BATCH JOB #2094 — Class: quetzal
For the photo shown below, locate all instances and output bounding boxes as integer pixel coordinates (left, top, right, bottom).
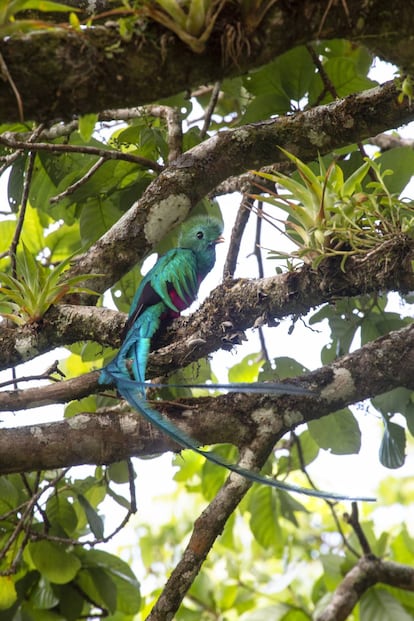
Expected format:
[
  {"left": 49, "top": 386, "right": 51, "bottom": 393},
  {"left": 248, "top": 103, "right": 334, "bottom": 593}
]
[{"left": 100, "top": 216, "right": 372, "bottom": 501}]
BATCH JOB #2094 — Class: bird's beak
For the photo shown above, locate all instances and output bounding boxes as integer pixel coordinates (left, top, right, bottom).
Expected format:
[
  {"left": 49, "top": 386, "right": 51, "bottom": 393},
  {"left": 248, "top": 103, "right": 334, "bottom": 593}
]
[{"left": 215, "top": 235, "right": 225, "bottom": 245}]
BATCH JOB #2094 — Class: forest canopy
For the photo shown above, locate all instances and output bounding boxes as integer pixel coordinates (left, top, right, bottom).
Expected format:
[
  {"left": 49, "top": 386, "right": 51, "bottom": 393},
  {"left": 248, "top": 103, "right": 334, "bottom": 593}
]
[{"left": 0, "top": 2, "right": 414, "bottom": 620}]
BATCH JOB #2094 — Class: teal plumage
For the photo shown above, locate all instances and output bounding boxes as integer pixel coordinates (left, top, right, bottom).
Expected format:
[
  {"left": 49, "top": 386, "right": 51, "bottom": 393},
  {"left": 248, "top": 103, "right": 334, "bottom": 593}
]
[
  {"left": 100, "top": 216, "right": 223, "bottom": 388},
  {"left": 99, "top": 216, "right": 373, "bottom": 501}
]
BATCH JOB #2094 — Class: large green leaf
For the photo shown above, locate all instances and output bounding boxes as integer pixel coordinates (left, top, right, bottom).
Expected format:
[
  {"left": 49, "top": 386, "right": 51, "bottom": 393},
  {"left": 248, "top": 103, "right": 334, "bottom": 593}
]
[
  {"left": 308, "top": 408, "right": 361, "bottom": 454},
  {"left": 360, "top": 587, "right": 413, "bottom": 621},
  {"left": 28, "top": 541, "right": 81, "bottom": 585},
  {"left": 277, "top": 430, "right": 320, "bottom": 473},
  {"left": 376, "top": 147, "right": 414, "bottom": 194},
  {"left": 228, "top": 352, "right": 263, "bottom": 383},
  {"left": 76, "top": 549, "right": 141, "bottom": 615},
  {"left": 243, "top": 45, "right": 315, "bottom": 105},
  {"left": 0, "top": 576, "right": 17, "bottom": 610},
  {"left": 248, "top": 485, "right": 283, "bottom": 552},
  {"left": 79, "top": 196, "right": 123, "bottom": 245},
  {"left": 46, "top": 495, "right": 78, "bottom": 536},
  {"left": 201, "top": 445, "right": 238, "bottom": 500}
]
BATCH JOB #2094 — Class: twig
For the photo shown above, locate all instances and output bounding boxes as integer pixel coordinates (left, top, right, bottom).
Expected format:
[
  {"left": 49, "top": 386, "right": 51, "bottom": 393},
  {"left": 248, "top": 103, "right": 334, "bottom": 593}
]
[
  {"left": 316, "top": 0, "right": 351, "bottom": 39},
  {"left": 200, "top": 81, "right": 221, "bottom": 139},
  {"left": 223, "top": 194, "right": 253, "bottom": 278},
  {"left": 293, "top": 432, "right": 360, "bottom": 558},
  {"left": 50, "top": 156, "right": 106, "bottom": 203},
  {"left": 0, "top": 134, "right": 163, "bottom": 172},
  {"left": 0, "top": 52, "right": 24, "bottom": 122},
  {"left": 0, "top": 363, "right": 64, "bottom": 389},
  {"left": 0, "top": 470, "right": 67, "bottom": 575},
  {"left": 141, "top": 105, "right": 183, "bottom": 163},
  {"left": 306, "top": 44, "right": 337, "bottom": 102},
  {"left": 146, "top": 443, "right": 268, "bottom": 620},
  {"left": 306, "top": 44, "right": 376, "bottom": 180},
  {"left": 343, "top": 502, "right": 373, "bottom": 556},
  {"left": 10, "top": 150, "right": 36, "bottom": 277}
]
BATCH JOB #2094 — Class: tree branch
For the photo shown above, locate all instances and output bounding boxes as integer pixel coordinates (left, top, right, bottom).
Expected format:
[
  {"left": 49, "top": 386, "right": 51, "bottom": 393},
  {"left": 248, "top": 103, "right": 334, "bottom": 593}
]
[
  {"left": 1, "top": 234, "right": 412, "bottom": 376},
  {"left": 1, "top": 321, "right": 413, "bottom": 475},
  {"left": 2, "top": 1, "right": 414, "bottom": 123},
  {"left": 63, "top": 80, "right": 414, "bottom": 297},
  {"left": 316, "top": 556, "right": 414, "bottom": 621}
]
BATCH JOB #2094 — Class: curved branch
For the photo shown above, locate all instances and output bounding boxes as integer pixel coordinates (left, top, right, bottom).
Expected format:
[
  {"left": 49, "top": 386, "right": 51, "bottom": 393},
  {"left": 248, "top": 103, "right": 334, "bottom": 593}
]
[
  {"left": 65, "top": 80, "right": 414, "bottom": 296},
  {"left": 316, "top": 556, "right": 414, "bottom": 621},
  {"left": 1, "top": 321, "right": 413, "bottom": 475},
  {"left": 2, "top": 1, "right": 414, "bottom": 122},
  {"left": 1, "top": 235, "right": 412, "bottom": 377}
]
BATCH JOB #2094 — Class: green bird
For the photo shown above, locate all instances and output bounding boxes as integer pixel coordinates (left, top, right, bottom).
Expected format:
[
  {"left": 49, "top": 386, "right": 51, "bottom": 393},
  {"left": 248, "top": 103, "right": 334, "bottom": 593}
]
[{"left": 100, "top": 216, "right": 373, "bottom": 501}]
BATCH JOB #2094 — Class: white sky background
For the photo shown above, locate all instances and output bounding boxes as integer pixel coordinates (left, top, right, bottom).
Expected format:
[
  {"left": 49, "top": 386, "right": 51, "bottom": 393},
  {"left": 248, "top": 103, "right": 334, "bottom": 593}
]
[{"left": 1, "top": 58, "right": 414, "bottom": 572}]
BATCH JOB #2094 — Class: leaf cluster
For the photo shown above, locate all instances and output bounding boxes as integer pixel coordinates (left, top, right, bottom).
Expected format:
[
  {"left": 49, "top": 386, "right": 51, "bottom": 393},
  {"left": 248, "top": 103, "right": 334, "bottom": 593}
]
[
  {"left": 0, "top": 245, "right": 99, "bottom": 325},
  {"left": 254, "top": 151, "right": 414, "bottom": 269},
  {"left": 0, "top": 466, "right": 141, "bottom": 618}
]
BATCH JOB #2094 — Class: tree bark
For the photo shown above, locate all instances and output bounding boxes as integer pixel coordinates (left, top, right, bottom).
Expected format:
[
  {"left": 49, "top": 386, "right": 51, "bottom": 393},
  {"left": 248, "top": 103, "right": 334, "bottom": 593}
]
[
  {"left": 1, "top": 322, "right": 413, "bottom": 475},
  {"left": 2, "top": 1, "right": 414, "bottom": 123}
]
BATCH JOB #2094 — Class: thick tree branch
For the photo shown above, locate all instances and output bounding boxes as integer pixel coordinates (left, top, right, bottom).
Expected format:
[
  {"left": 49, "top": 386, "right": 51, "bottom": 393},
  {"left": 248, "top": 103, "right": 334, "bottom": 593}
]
[
  {"left": 147, "top": 444, "right": 258, "bottom": 621},
  {"left": 1, "top": 322, "right": 413, "bottom": 475},
  {"left": 1, "top": 236, "right": 412, "bottom": 378},
  {"left": 63, "top": 80, "right": 414, "bottom": 296},
  {"left": 2, "top": 1, "right": 414, "bottom": 123},
  {"left": 316, "top": 556, "right": 414, "bottom": 621}
]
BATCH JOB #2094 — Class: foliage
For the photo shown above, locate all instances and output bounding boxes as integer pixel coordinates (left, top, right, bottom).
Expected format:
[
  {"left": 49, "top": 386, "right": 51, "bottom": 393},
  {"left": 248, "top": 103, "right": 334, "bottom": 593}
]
[
  {"left": 0, "top": 7, "right": 413, "bottom": 621},
  {"left": 0, "top": 244, "right": 100, "bottom": 325},
  {"left": 253, "top": 151, "right": 414, "bottom": 268}
]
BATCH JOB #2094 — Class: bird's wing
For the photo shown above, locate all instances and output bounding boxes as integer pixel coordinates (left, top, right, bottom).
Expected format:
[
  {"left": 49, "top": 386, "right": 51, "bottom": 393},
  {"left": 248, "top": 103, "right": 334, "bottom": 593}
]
[{"left": 149, "top": 248, "right": 199, "bottom": 313}]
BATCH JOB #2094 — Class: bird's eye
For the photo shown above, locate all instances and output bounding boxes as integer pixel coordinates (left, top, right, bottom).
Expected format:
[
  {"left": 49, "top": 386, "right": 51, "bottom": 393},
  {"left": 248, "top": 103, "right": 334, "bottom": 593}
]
[{"left": 196, "top": 231, "right": 204, "bottom": 239}]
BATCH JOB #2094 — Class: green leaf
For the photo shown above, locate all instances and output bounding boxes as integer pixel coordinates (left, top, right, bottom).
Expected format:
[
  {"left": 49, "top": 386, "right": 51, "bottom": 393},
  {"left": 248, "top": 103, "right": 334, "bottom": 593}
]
[
  {"left": 106, "top": 487, "right": 131, "bottom": 510},
  {"left": 28, "top": 541, "right": 81, "bottom": 584},
  {"left": 201, "top": 445, "right": 238, "bottom": 500},
  {"left": 243, "top": 46, "right": 315, "bottom": 113},
  {"left": 0, "top": 477, "right": 19, "bottom": 513},
  {"left": 77, "top": 494, "right": 104, "bottom": 539},
  {"left": 228, "top": 352, "right": 263, "bottom": 383},
  {"left": 18, "top": 1, "right": 80, "bottom": 12},
  {"left": 7, "top": 153, "right": 26, "bottom": 211},
  {"left": 271, "top": 356, "right": 309, "bottom": 378},
  {"left": 277, "top": 430, "right": 320, "bottom": 474},
  {"left": 248, "top": 485, "right": 283, "bottom": 552},
  {"left": 108, "top": 461, "right": 132, "bottom": 485},
  {"left": 30, "top": 579, "right": 59, "bottom": 610},
  {"left": 46, "top": 495, "right": 78, "bottom": 536},
  {"left": 379, "top": 420, "right": 406, "bottom": 469},
  {"left": 277, "top": 490, "right": 308, "bottom": 526},
  {"left": 78, "top": 113, "right": 98, "bottom": 142},
  {"left": 77, "top": 549, "right": 141, "bottom": 615},
  {"left": 376, "top": 147, "right": 414, "bottom": 194},
  {"left": 56, "top": 584, "right": 84, "bottom": 621},
  {"left": 238, "top": 605, "right": 292, "bottom": 621},
  {"left": 308, "top": 408, "right": 361, "bottom": 454},
  {"left": 372, "top": 388, "right": 413, "bottom": 417},
  {"left": 360, "top": 587, "right": 413, "bottom": 621},
  {"left": 79, "top": 196, "right": 122, "bottom": 245},
  {"left": 0, "top": 576, "right": 17, "bottom": 610},
  {"left": 64, "top": 395, "right": 97, "bottom": 418},
  {"left": 75, "top": 567, "right": 116, "bottom": 614}
]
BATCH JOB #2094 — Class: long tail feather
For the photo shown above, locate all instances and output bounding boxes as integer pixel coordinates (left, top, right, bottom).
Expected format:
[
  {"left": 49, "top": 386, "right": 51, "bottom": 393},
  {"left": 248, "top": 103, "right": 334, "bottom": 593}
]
[
  {"left": 109, "top": 373, "right": 374, "bottom": 502},
  {"left": 142, "top": 381, "right": 315, "bottom": 396}
]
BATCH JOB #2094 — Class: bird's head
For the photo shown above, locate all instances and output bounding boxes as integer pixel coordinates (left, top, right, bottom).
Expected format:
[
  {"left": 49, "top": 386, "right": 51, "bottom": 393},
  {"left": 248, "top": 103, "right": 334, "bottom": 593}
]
[{"left": 178, "top": 215, "right": 224, "bottom": 277}]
